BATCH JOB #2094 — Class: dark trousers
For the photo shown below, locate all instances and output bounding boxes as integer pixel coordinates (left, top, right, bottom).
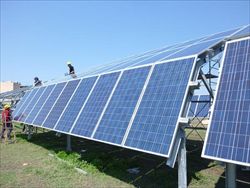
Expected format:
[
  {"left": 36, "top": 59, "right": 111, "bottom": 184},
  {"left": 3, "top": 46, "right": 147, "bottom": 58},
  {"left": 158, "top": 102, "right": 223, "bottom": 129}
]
[{"left": 1, "top": 123, "right": 13, "bottom": 139}]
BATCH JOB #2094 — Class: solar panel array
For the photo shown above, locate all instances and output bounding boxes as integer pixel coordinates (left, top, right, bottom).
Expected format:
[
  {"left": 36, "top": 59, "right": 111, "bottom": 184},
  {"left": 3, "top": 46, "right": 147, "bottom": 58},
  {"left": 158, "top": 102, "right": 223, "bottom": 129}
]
[
  {"left": 18, "top": 87, "right": 46, "bottom": 122},
  {"left": 25, "top": 84, "right": 56, "bottom": 124},
  {"left": 55, "top": 77, "right": 98, "bottom": 133},
  {"left": 12, "top": 26, "right": 250, "bottom": 162},
  {"left": 13, "top": 56, "right": 196, "bottom": 157},
  {"left": 12, "top": 90, "right": 31, "bottom": 118},
  {"left": 75, "top": 25, "right": 249, "bottom": 79},
  {"left": 188, "top": 95, "right": 210, "bottom": 117},
  {"left": 93, "top": 67, "right": 151, "bottom": 144},
  {"left": 13, "top": 89, "right": 38, "bottom": 121},
  {"left": 202, "top": 37, "right": 250, "bottom": 166}
]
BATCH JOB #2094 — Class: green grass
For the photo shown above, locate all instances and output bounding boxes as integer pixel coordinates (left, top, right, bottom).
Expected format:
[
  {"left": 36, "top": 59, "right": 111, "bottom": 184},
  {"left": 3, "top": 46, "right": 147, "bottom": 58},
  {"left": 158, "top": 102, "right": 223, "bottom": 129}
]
[{"left": 0, "top": 124, "right": 249, "bottom": 188}]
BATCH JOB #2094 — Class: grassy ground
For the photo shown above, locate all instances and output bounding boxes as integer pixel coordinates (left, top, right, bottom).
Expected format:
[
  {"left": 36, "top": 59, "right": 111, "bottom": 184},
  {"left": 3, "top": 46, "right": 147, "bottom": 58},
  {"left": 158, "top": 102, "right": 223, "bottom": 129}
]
[{"left": 0, "top": 124, "right": 249, "bottom": 188}]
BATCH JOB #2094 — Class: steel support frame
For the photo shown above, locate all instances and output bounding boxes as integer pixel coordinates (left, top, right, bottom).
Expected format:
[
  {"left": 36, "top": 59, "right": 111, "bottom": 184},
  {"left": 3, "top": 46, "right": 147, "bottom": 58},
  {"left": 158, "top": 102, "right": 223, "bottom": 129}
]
[
  {"left": 27, "top": 125, "right": 32, "bottom": 140},
  {"left": 178, "top": 128, "right": 187, "bottom": 188},
  {"left": 66, "top": 134, "right": 72, "bottom": 152},
  {"left": 186, "top": 51, "right": 223, "bottom": 142},
  {"left": 166, "top": 42, "right": 226, "bottom": 188},
  {"left": 226, "top": 163, "right": 236, "bottom": 188}
]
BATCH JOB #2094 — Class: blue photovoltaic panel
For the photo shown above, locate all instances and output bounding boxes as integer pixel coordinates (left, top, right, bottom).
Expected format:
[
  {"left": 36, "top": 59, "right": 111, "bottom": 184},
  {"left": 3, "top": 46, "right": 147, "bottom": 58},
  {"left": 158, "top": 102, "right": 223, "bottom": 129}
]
[
  {"left": 168, "top": 37, "right": 204, "bottom": 50},
  {"left": 25, "top": 84, "right": 56, "bottom": 124},
  {"left": 42, "top": 79, "right": 80, "bottom": 129},
  {"left": 203, "top": 28, "right": 240, "bottom": 41},
  {"left": 12, "top": 90, "right": 31, "bottom": 118},
  {"left": 188, "top": 95, "right": 199, "bottom": 117},
  {"left": 93, "top": 54, "right": 153, "bottom": 75},
  {"left": 18, "top": 87, "right": 46, "bottom": 122},
  {"left": 129, "top": 48, "right": 182, "bottom": 68},
  {"left": 33, "top": 82, "right": 67, "bottom": 126},
  {"left": 164, "top": 39, "right": 222, "bottom": 60},
  {"left": 71, "top": 72, "right": 120, "bottom": 137},
  {"left": 203, "top": 38, "right": 250, "bottom": 166},
  {"left": 195, "top": 95, "right": 210, "bottom": 117},
  {"left": 93, "top": 66, "right": 151, "bottom": 144},
  {"left": 80, "top": 26, "right": 247, "bottom": 78},
  {"left": 232, "top": 25, "right": 250, "bottom": 38},
  {"left": 55, "top": 77, "right": 98, "bottom": 133},
  {"left": 13, "top": 88, "right": 39, "bottom": 121},
  {"left": 125, "top": 58, "right": 196, "bottom": 156}
]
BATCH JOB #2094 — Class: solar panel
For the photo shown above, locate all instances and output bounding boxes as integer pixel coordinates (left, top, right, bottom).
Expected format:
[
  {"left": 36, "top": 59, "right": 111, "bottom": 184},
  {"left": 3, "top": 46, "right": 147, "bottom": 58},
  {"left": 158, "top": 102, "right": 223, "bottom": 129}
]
[
  {"left": 14, "top": 88, "right": 39, "bottom": 121},
  {"left": 167, "top": 37, "right": 205, "bottom": 50},
  {"left": 163, "top": 38, "right": 223, "bottom": 61},
  {"left": 25, "top": 84, "right": 56, "bottom": 124},
  {"left": 124, "top": 57, "right": 196, "bottom": 157},
  {"left": 128, "top": 49, "right": 183, "bottom": 68},
  {"left": 91, "top": 53, "right": 155, "bottom": 75},
  {"left": 71, "top": 72, "right": 120, "bottom": 137},
  {"left": 128, "top": 38, "right": 222, "bottom": 69},
  {"left": 232, "top": 25, "right": 250, "bottom": 39},
  {"left": 42, "top": 79, "right": 80, "bottom": 129},
  {"left": 203, "top": 27, "right": 241, "bottom": 41},
  {"left": 54, "top": 76, "right": 98, "bottom": 133},
  {"left": 80, "top": 26, "right": 247, "bottom": 77},
  {"left": 18, "top": 87, "right": 46, "bottom": 122},
  {"left": 12, "top": 90, "right": 31, "bottom": 118},
  {"left": 32, "top": 82, "right": 67, "bottom": 126},
  {"left": 93, "top": 66, "right": 151, "bottom": 144},
  {"left": 202, "top": 37, "right": 250, "bottom": 166}
]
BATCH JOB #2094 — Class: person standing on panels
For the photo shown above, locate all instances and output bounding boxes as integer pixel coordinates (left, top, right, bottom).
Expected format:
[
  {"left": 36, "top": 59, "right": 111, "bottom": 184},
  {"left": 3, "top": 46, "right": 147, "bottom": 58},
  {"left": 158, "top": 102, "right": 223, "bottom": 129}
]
[
  {"left": 66, "top": 61, "right": 77, "bottom": 78},
  {"left": 1, "top": 104, "right": 13, "bottom": 141},
  {"left": 34, "top": 77, "right": 42, "bottom": 87}
]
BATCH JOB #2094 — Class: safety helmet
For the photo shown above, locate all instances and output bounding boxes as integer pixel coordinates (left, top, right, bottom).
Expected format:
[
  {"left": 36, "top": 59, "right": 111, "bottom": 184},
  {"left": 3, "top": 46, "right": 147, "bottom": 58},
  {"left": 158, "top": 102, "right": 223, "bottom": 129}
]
[
  {"left": 66, "top": 61, "right": 72, "bottom": 65},
  {"left": 34, "top": 77, "right": 39, "bottom": 81},
  {"left": 4, "top": 104, "right": 11, "bottom": 109}
]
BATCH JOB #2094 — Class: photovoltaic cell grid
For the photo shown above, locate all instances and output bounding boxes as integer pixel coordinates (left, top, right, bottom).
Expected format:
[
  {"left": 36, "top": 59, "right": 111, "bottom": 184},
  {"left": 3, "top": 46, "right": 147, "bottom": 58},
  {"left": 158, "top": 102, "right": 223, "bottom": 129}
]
[
  {"left": 18, "top": 87, "right": 46, "bottom": 122},
  {"left": 25, "top": 84, "right": 56, "bottom": 124},
  {"left": 93, "top": 66, "right": 151, "bottom": 144},
  {"left": 33, "top": 82, "right": 67, "bottom": 126},
  {"left": 12, "top": 90, "right": 31, "bottom": 118},
  {"left": 13, "top": 89, "right": 39, "bottom": 121},
  {"left": 71, "top": 72, "right": 120, "bottom": 137},
  {"left": 42, "top": 79, "right": 81, "bottom": 129},
  {"left": 203, "top": 37, "right": 250, "bottom": 166},
  {"left": 55, "top": 77, "right": 98, "bottom": 133},
  {"left": 125, "top": 58, "right": 196, "bottom": 157}
]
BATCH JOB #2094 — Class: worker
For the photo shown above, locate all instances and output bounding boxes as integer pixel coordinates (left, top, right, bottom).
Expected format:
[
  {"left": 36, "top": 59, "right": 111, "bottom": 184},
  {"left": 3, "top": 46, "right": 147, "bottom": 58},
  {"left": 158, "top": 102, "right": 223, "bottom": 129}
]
[
  {"left": 34, "top": 77, "right": 42, "bottom": 87},
  {"left": 66, "top": 61, "right": 77, "bottom": 78},
  {"left": 1, "top": 104, "right": 13, "bottom": 140}
]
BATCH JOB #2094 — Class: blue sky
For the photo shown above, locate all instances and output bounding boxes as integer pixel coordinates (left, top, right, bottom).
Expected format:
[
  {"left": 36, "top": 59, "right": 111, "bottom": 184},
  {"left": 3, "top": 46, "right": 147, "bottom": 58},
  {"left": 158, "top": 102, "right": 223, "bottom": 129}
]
[{"left": 1, "top": 1, "right": 249, "bottom": 85}]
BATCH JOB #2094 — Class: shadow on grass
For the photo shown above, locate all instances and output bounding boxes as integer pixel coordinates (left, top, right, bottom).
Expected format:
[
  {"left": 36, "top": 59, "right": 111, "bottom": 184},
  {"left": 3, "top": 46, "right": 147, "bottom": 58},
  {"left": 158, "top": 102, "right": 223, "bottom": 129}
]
[{"left": 15, "top": 127, "right": 249, "bottom": 188}]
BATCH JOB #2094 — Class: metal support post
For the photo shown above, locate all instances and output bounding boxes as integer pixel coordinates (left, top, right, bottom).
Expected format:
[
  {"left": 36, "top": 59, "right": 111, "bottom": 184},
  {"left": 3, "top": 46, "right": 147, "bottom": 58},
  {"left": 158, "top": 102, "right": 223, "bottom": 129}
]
[
  {"left": 66, "top": 134, "right": 72, "bottom": 152},
  {"left": 226, "top": 163, "right": 236, "bottom": 188},
  {"left": 178, "top": 128, "right": 187, "bottom": 188},
  {"left": 27, "top": 125, "right": 32, "bottom": 140}
]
